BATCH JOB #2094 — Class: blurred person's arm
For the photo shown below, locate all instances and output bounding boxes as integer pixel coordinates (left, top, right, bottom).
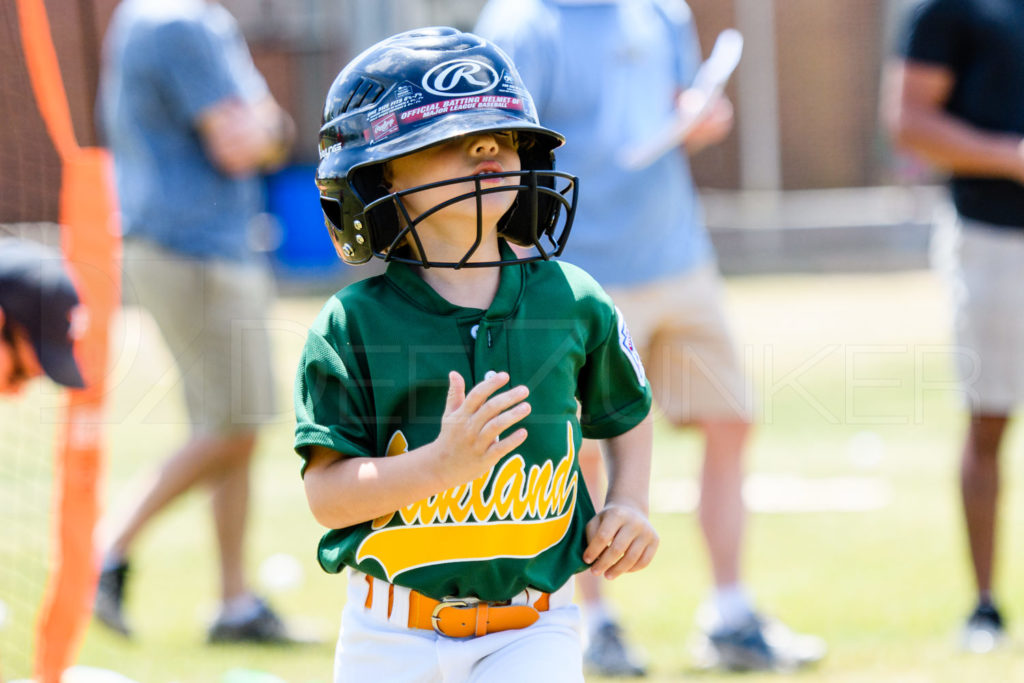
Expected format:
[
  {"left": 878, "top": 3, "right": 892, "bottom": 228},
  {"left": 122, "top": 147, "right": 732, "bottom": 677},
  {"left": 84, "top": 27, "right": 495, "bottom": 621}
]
[
  {"left": 881, "top": 60, "right": 1024, "bottom": 184},
  {"left": 197, "top": 94, "right": 295, "bottom": 177},
  {"left": 664, "top": 0, "right": 732, "bottom": 158}
]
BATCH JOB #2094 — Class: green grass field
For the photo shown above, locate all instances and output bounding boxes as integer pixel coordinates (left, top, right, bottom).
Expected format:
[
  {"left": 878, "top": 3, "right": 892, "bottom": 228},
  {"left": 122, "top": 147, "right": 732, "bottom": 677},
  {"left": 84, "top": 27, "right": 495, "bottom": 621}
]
[{"left": 10, "top": 269, "right": 1024, "bottom": 682}]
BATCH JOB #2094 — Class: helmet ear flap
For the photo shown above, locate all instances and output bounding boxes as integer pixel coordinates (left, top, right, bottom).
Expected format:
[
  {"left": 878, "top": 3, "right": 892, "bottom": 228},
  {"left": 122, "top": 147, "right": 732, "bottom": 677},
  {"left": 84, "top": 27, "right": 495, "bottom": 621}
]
[
  {"left": 351, "top": 164, "right": 403, "bottom": 257},
  {"left": 320, "top": 194, "right": 370, "bottom": 265},
  {"left": 498, "top": 182, "right": 561, "bottom": 247}
]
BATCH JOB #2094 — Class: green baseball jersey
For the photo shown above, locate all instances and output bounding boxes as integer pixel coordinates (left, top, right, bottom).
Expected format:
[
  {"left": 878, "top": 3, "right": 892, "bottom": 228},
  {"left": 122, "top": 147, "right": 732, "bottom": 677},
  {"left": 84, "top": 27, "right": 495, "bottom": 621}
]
[{"left": 294, "top": 246, "right": 652, "bottom": 602}]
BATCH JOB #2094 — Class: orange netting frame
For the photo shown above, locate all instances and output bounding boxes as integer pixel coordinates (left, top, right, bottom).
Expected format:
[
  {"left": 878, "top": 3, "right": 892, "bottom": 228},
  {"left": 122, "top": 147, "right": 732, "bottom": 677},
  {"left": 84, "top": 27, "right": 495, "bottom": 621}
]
[{"left": 17, "top": 0, "right": 121, "bottom": 680}]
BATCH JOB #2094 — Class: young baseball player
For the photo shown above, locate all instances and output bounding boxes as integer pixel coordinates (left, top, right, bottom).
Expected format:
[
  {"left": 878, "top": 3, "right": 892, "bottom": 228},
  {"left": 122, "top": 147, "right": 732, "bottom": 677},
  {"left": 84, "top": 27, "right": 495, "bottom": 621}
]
[{"left": 294, "top": 28, "right": 658, "bottom": 682}]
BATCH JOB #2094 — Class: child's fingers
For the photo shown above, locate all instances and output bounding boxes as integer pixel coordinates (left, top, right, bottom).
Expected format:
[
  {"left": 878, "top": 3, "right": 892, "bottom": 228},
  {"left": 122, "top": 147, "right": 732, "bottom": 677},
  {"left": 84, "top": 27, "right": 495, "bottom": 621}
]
[
  {"left": 459, "top": 371, "right": 511, "bottom": 415},
  {"left": 485, "top": 427, "right": 528, "bottom": 463},
  {"left": 583, "top": 506, "right": 658, "bottom": 575},
  {"left": 479, "top": 400, "right": 531, "bottom": 445},
  {"left": 602, "top": 538, "right": 643, "bottom": 580},
  {"left": 443, "top": 371, "right": 466, "bottom": 415},
  {"left": 587, "top": 537, "right": 632, "bottom": 577},
  {"left": 604, "top": 534, "right": 659, "bottom": 579},
  {"left": 632, "top": 540, "right": 659, "bottom": 573},
  {"left": 582, "top": 507, "right": 630, "bottom": 564},
  {"left": 461, "top": 382, "right": 529, "bottom": 439},
  {"left": 480, "top": 383, "right": 530, "bottom": 418},
  {"left": 583, "top": 519, "right": 631, "bottom": 572},
  {"left": 583, "top": 517, "right": 611, "bottom": 565}
]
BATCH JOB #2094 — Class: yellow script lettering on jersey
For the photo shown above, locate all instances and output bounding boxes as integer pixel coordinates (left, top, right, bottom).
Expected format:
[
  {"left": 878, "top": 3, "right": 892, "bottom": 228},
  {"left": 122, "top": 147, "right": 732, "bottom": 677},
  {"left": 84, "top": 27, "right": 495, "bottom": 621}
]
[{"left": 356, "top": 422, "right": 579, "bottom": 581}]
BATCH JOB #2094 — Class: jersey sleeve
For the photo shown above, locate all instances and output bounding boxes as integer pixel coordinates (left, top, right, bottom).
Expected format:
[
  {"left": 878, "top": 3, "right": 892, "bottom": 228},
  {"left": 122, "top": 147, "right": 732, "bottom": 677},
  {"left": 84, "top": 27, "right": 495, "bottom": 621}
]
[
  {"left": 899, "top": 0, "right": 970, "bottom": 70},
  {"left": 293, "top": 323, "right": 375, "bottom": 474},
  {"left": 577, "top": 303, "right": 653, "bottom": 440}
]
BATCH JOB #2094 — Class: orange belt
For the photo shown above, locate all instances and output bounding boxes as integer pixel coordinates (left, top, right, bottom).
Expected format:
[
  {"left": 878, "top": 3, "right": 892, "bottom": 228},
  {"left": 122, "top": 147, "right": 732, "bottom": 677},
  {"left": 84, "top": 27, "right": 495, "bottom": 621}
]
[{"left": 364, "top": 573, "right": 551, "bottom": 638}]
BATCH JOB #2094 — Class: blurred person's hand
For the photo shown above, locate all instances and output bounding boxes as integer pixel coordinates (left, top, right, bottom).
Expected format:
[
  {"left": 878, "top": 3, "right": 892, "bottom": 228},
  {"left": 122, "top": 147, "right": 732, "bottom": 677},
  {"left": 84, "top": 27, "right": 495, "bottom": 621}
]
[
  {"left": 254, "top": 97, "right": 296, "bottom": 171},
  {"left": 681, "top": 91, "right": 733, "bottom": 155},
  {"left": 198, "top": 95, "right": 295, "bottom": 176}
]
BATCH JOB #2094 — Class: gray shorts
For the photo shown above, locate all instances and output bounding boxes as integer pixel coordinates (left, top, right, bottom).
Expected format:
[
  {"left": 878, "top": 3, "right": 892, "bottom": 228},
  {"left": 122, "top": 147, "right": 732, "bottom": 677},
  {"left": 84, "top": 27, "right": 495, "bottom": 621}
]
[
  {"left": 933, "top": 212, "right": 1024, "bottom": 413},
  {"left": 123, "top": 238, "right": 277, "bottom": 434}
]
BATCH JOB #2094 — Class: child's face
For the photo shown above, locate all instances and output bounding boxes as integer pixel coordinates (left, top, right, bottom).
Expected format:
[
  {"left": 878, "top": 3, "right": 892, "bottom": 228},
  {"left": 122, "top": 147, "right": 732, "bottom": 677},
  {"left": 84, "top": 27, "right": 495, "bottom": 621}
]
[
  {"left": 0, "top": 319, "right": 43, "bottom": 395},
  {"left": 385, "top": 131, "right": 522, "bottom": 233}
]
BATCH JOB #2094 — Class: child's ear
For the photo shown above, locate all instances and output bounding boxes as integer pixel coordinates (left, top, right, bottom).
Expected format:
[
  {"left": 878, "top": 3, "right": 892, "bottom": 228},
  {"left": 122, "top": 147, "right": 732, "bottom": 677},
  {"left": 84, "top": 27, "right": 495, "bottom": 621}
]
[{"left": 380, "top": 162, "right": 393, "bottom": 190}]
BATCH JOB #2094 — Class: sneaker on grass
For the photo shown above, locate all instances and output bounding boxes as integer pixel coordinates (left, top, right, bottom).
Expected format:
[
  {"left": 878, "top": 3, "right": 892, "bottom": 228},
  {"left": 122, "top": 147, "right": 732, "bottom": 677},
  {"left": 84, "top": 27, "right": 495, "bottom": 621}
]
[
  {"left": 693, "top": 614, "right": 826, "bottom": 672},
  {"left": 961, "top": 602, "right": 1005, "bottom": 654},
  {"left": 208, "top": 597, "right": 302, "bottom": 644},
  {"left": 93, "top": 560, "right": 131, "bottom": 637},
  {"left": 583, "top": 621, "right": 647, "bottom": 677}
]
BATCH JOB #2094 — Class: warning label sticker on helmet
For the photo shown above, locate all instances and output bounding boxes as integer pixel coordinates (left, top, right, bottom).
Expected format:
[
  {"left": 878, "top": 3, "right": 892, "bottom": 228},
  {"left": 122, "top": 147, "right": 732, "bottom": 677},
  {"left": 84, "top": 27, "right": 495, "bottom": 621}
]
[
  {"left": 399, "top": 96, "right": 524, "bottom": 125},
  {"left": 368, "top": 95, "right": 525, "bottom": 142}
]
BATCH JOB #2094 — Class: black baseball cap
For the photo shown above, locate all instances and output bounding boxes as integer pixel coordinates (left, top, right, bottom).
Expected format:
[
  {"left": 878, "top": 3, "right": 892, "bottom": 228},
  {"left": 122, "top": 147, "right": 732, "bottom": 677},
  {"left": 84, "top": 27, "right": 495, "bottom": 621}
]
[{"left": 0, "top": 239, "right": 85, "bottom": 388}]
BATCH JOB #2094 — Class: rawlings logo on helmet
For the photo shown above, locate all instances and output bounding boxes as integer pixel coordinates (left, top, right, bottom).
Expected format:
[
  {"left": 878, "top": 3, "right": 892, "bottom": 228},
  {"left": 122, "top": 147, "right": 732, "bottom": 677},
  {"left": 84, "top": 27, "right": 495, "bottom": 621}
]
[{"left": 422, "top": 59, "right": 500, "bottom": 96}]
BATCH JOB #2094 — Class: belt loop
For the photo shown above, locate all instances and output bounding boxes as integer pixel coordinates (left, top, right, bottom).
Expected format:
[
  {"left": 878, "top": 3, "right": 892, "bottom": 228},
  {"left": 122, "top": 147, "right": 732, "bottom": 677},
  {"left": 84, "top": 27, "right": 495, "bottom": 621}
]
[
  {"left": 407, "top": 588, "right": 428, "bottom": 629},
  {"left": 474, "top": 603, "right": 490, "bottom": 637},
  {"left": 387, "top": 583, "right": 395, "bottom": 618},
  {"left": 365, "top": 575, "right": 391, "bottom": 622},
  {"left": 390, "top": 582, "right": 411, "bottom": 627},
  {"left": 364, "top": 573, "right": 373, "bottom": 609}
]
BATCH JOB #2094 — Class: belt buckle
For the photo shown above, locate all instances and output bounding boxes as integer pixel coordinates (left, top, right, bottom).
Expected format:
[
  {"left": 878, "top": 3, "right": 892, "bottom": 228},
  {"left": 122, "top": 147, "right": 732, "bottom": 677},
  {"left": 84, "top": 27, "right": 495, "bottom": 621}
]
[{"left": 431, "top": 597, "right": 470, "bottom": 635}]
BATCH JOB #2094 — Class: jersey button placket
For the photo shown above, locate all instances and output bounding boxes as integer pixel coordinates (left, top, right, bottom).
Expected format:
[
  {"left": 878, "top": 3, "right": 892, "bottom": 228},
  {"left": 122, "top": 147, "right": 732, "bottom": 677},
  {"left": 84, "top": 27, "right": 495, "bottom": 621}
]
[{"left": 474, "top": 321, "right": 507, "bottom": 384}]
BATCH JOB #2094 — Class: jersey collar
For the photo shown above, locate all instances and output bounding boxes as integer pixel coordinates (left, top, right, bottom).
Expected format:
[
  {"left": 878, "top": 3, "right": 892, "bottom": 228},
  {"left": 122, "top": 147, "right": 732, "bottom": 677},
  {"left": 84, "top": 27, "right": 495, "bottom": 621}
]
[{"left": 384, "top": 240, "right": 525, "bottom": 320}]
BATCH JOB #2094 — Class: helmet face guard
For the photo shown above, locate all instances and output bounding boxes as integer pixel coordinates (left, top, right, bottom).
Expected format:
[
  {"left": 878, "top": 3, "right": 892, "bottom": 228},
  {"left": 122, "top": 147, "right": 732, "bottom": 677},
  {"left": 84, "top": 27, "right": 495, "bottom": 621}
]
[
  {"left": 316, "top": 27, "right": 579, "bottom": 268},
  {"left": 321, "top": 168, "right": 577, "bottom": 269}
]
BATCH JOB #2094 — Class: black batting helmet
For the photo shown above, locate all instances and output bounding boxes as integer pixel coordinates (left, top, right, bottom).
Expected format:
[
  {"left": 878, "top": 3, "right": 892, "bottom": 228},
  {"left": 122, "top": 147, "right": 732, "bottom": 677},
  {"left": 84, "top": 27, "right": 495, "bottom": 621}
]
[{"left": 316, "top": 27, "right": 578, "bottom": 268}]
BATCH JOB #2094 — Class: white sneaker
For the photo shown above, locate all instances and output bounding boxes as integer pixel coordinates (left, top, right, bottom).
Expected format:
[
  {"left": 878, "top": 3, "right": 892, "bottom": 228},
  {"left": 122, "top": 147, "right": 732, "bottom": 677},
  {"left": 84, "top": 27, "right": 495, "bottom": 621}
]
[
  {"left": 692, "top": 614, "right": 826, "bottom": 672},
  {"left": 961, "top": 603, "right": 1006, "bottom": 654}
]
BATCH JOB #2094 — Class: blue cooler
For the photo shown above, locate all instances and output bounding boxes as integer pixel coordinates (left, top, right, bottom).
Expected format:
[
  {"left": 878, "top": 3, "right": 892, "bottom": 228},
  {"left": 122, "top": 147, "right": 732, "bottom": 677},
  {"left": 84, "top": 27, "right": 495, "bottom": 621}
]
[{"left": 265, "top": 165, "right": 345, "bottom": 281}]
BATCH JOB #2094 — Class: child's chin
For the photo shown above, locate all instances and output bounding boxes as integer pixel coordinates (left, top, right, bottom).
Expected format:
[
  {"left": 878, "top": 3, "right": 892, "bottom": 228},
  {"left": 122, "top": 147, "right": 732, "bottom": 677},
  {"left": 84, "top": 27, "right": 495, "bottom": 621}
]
[{"left": 436, "top": 201, "right": 515, "bottom": 224}]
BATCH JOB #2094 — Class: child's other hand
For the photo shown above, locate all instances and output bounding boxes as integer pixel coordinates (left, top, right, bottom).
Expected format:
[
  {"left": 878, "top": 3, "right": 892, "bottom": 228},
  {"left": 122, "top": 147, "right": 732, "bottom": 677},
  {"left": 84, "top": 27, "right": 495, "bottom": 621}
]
[
  {"left": 583, "top": 503, "right": 659, "bottom": 580},
  {"left": 433, "top": 371, "right": 531, "bottom": 487}
]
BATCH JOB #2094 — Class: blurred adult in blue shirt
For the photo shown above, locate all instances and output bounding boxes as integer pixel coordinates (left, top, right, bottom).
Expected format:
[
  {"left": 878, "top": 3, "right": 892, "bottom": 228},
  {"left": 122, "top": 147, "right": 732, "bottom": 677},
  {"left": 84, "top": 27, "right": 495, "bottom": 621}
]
[
  {"left": 96, "top": 0, "right": 298, "bottom": 644},
  {"left": 478, "top": 0, "right": 824, "bottom": 674}
]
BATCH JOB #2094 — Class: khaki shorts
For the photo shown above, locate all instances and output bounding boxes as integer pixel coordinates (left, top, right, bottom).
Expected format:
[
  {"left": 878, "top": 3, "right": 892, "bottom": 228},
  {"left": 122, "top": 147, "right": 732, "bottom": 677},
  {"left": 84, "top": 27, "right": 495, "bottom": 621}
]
[
  {"left": 606, "top": 264, "right": 751, "bottom": 423},
  {"left": 934, "top": 213, "right": 1024, "bottom": 413},
  {"left": 123, "top": 239, "right": 277, "bottom": 434}
]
